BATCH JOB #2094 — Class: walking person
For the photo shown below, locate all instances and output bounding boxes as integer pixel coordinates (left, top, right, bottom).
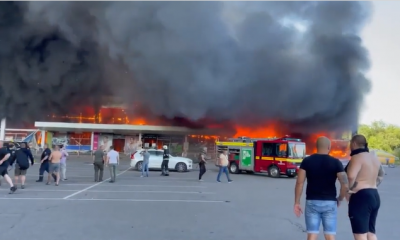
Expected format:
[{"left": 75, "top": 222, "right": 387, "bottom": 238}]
[
  {"left": 346, "top": 134, "right": 384, "bottom": 240},
  {"left": 106, "top": 146, "right": 119, "bottom": 183},
  {"left": 60, "top": 145, "right": 69, "bottom": 181},
  {"left": 294, "top": 136, "right": 349, "bottom": 240},
  {"left": 0, "top": 142, "right": 13, "bottom": 186},
  {"left": 93, "top": 145, "right": 105, "bottom": 182},
  {"left": 47, "top": 145, "right": 62, "bottom": 186},
  {"left": 36, "top": 144, "right": 56, "bottom": 182},
  {"left": 10, "top": 142, "right": 34, "bottom": 189},
  {"left": 140, "top": 148, "right": 150, "bottom": 177},
  {"left": 160, "top": 145, "right": 170, "bottom": 176},
  {"left": 198, "top": 148, "right": 207, "bottom": 181},
  {"left": 0, "top": 141, "right": 17, "bottom": 194},
  {"left": 216, "top": 149, "right": 232, "bottom": 183}
]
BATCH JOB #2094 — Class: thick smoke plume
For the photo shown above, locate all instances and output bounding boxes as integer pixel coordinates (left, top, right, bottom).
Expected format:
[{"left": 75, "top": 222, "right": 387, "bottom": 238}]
[{"left": 0, "top": 1, "right": 372, "bottom": 133}]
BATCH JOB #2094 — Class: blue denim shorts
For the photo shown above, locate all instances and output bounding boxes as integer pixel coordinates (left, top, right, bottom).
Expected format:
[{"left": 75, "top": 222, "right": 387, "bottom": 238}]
[{"left": 305, "top": 200, "right": 337, "bottom": 235}]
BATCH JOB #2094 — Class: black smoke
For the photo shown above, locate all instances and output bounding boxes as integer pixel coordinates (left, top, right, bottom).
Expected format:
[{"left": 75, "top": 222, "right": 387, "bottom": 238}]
[{"left": 0, "top": 1, "right": 372, "bottom": 133}]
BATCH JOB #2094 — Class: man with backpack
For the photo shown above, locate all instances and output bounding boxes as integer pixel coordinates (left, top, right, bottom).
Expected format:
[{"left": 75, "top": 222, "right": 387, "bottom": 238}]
[{"left": 10, "top": 142, "right": 34, "bottom": 189}]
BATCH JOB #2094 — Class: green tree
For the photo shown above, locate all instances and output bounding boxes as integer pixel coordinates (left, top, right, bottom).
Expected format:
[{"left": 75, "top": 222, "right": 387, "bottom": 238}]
[{"left": 358, "top": 121, "right": 400, "bottom": 157}]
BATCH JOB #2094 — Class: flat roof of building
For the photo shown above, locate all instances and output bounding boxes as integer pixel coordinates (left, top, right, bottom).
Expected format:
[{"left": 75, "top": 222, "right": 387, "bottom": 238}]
[{"left": 34, "top": 122, "right": 216, "bottom": 135}]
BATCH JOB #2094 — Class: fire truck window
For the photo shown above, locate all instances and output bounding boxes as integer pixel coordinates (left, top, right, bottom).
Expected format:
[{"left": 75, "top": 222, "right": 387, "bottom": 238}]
[
  {"left": 276, "top": 144, "right": 288, "bottom": 157},
  {"left": 262, "top": 143, "right": 275, "bottom": 156}
]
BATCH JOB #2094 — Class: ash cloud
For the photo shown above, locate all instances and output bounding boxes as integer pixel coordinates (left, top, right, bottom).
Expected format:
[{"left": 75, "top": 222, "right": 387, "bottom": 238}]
[{"left": 0, "top": 1, "right": 372, "bottom": 133}]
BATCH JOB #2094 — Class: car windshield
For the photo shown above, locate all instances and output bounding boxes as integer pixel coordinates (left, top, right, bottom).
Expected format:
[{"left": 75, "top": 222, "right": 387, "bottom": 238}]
[{"left": 289, "top": 143, "right": 306, "bottom": 158}]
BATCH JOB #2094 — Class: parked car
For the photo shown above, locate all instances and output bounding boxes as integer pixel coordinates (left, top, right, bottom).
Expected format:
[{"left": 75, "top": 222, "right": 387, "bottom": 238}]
[{"left": 130, "top": 149, "right": 193, "bottom": 172}]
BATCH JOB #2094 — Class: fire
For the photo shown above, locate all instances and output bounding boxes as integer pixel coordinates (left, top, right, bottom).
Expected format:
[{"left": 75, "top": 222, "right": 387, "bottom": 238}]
[
  {"left": 233, "top": 123, "right": 281, "bottom": 138},
  {"left": 300, "top": 132, "right": 351, "bottom": 160},
  {"left": 47, "top": 106, "right": 351, "bottom": 160},
  {"left": 233, "top": 125, "right": 350, "bottom": 160}
]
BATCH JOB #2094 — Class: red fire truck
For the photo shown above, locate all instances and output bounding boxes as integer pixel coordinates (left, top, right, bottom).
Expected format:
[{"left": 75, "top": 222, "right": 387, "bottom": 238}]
[{"left": 215, "top": 136, "right": 306, "bottom": 178}]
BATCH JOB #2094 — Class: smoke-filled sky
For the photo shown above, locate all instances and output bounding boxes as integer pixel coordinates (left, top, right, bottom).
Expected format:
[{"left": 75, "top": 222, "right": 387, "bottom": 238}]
[{"left": 0, "top": 1, "right": 372, "bottom": 133}]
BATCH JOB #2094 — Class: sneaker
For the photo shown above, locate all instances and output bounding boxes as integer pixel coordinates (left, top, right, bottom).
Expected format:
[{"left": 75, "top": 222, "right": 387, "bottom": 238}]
[
  {"left": 63, "top": 179, "right": 68, "bottom": 181},
  {"left": 46, "top": 182, "right": 50, "bottom": 185},
  {"left": 9, "top": 186, "right": 17, "bottom": 194},
  {"left": 217, "top": 180, "right": 221, "bottom": 183},
  {"left": 21, "top": 185, "right": 25, "bottom": 189},
  {"left": 140, "top": 175, "right": 144, "bottom": 178},
  {"left": 199, "top": 179, "right": 203, "bottom": 182},
  {"left": 55, "top": 183, "right": 59, "bottom": 186},
  {"left": 228, "top": 180, "right": 233, "bottom": 183}
]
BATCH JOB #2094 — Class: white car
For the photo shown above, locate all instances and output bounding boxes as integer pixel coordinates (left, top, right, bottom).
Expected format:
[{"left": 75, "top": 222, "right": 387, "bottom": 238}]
[{"left": 130, "top": 149, "right": 193, "bottom": 172}]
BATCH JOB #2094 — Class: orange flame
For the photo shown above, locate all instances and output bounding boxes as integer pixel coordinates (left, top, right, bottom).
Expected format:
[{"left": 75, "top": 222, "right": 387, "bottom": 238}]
[{"left": 233, "top": 123, "right": 280, "bottom": 138}]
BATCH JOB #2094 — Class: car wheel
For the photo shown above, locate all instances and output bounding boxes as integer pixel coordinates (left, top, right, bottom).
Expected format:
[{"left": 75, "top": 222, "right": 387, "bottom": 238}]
[
  {"left": 229, "top": 162, "right": 240, "bottom": 174},
  {"left": 136, "top": 161, "right": 143, "bottom": 171},
  {"left": 268, "top": 165, "right": 280, "bottom": 178},
  {"left": 175, "top": 162, "right": 187, "bottom": 172}
]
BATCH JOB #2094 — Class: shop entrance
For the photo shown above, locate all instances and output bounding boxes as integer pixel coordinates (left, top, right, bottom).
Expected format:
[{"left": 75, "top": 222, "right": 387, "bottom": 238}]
[{"left": 112, "top": 139, "right": 125, "bottom": 152}]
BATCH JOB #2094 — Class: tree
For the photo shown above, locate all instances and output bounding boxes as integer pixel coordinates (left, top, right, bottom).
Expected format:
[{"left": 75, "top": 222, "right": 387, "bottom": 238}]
[{"left": 358, "top": 121, "right": 400, "bottom": 157}]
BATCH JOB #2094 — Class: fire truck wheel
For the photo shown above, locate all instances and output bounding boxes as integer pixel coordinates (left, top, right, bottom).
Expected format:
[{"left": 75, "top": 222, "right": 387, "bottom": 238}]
[
  {"left": 268, "top": 165, "right": 280, "bottom": 178},
  {"left": 229, "top": 162, "right": 240, "bottom": 174}
]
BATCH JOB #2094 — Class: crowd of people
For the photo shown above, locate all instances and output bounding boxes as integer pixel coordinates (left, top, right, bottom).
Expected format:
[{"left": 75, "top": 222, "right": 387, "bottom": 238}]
[{"left": 0, "top": 134, "right": 384, "bottom": 239}]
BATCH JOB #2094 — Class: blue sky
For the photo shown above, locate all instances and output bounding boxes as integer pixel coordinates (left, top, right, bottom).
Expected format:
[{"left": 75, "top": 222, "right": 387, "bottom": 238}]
[{"left": 360, "top": 1, "right": 399, "bottom": 125}]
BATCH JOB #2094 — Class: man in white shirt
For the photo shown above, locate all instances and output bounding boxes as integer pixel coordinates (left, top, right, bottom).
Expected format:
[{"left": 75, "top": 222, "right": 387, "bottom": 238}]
[
  {"left": 217, "top": 150, "right": 232, "bottom": 183},
  {"left": 106, "top": 146, "right": 119, "bottom": 183}
]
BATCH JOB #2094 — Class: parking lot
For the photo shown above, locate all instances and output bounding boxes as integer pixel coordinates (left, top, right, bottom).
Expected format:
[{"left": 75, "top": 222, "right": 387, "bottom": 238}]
[{"left": 0, "top": 157, "right": 398, "bottom": 240}]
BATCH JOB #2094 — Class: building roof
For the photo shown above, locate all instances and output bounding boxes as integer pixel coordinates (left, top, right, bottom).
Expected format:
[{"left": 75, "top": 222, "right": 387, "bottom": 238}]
[{"left": 34, "top": 122, "right": 216, "bottom": 135}]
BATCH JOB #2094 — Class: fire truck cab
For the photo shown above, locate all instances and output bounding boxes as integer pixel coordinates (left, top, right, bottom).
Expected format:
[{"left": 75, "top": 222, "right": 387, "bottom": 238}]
[{"left": 215, "top": 136, "right": 306, "bottom": 178}]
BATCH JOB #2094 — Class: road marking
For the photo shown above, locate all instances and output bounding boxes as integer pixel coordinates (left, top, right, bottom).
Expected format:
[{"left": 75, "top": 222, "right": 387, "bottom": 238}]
[
  {"left": 0, "top": 197, "right": 226, "bottom": 203},
  {"left": 87, "top": 190, "right": 215, "bottom": 194},
  {"left": 0, "top": 197, "right": 62, "bottom": 200},
  {"left": 0, "top": 189, "right": 214, "bottom": 194},
  {"left": 0, "top": 189, "right": 76, "bottom": 192},
  {"left": 92, "top": 184, "right": 207, "bottom": 188},
  {"left": 62, "top": 167, "right": 132, "bottom": 199},
  {"left": 68, "top": 198, "right": 225, "bottom": 203}
]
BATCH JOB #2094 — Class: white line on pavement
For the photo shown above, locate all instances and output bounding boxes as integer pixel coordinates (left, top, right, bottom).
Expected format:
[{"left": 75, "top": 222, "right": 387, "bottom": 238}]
[
  {"left": 0, "top": 197, "right": 226, "bottom": 203},
  {"left": 62, "top": 167, "right": 132, "bottom": 199},
  {"left": 0, "top": 189, "right": 214, "bottom": 194},
  {"left": 68, "top": 198, "right": 225, "bottom": 203}
]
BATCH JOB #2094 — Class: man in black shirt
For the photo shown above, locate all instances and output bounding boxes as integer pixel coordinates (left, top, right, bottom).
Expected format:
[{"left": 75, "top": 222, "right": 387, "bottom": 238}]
[
  {"left": 0, "top": 141, "right": 17, "bottom": 194},
  {"left": 36, "top": 144, "right": 55, "bottom": 182},
  {"left": 294, "top": 136, "right": 349, "bottom": 240},
  {"left": 10, "top": 142, "right": 34, "bottom": 189}
]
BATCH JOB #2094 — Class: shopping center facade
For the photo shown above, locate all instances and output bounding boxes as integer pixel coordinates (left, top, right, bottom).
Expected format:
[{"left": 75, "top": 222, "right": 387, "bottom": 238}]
[{"left": 1, "top": 105, "right": 220, "bottom": 159}]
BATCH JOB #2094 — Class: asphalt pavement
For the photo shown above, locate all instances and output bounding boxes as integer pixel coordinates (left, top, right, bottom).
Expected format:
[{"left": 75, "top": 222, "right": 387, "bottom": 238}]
[{"left": 0, "top": 156, "right": 398, "bottom": 240}]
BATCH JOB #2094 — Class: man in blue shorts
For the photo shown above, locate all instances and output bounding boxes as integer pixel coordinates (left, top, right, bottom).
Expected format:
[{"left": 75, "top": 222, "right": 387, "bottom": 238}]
[{"left": 294, "top": 136, "right": 349, "bottom": 240}]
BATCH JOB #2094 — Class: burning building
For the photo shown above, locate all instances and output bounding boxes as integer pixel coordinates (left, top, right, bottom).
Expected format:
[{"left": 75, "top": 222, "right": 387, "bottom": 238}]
[{"left": 0, "top": 2, "right": 369, "bottom": 159}]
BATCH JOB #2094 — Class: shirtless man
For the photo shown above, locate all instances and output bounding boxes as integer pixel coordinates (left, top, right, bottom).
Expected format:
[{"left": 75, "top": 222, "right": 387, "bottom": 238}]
[
  {"left": 47, "top": 145, "right": 62, "bottom": 186},
  {"left": 346, "top": 134, "right": 384, "bottom": 240}
]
